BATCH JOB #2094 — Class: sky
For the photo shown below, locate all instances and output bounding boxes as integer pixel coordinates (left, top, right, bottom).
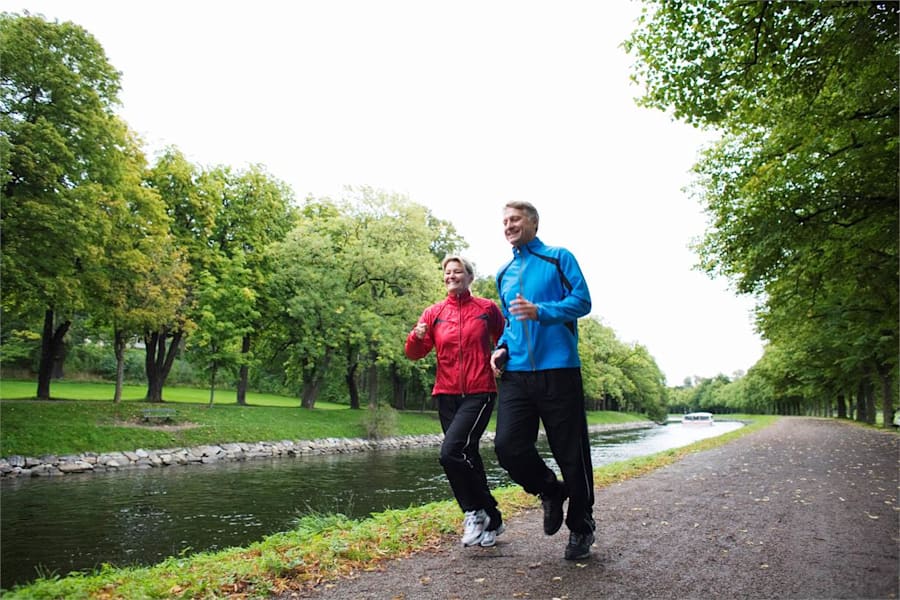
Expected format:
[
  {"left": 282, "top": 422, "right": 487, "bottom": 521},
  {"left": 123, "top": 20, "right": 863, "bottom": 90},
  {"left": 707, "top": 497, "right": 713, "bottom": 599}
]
[{"left": 8, "top": 0, "right": 764, "bottom": 385}]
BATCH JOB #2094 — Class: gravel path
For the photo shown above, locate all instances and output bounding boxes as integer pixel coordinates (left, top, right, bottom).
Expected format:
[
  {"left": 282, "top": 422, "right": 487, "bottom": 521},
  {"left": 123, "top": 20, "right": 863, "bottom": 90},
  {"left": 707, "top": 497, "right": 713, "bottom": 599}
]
[{"left": 283, "top": 418, "right": 899, "bottom": 600}]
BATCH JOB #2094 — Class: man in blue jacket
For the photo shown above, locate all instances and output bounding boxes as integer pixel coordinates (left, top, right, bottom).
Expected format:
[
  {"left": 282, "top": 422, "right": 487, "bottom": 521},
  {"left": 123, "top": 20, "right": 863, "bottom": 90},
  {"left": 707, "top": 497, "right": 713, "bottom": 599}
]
[{"left": 490, "top": 200, "right": 596, "bottom": 560}]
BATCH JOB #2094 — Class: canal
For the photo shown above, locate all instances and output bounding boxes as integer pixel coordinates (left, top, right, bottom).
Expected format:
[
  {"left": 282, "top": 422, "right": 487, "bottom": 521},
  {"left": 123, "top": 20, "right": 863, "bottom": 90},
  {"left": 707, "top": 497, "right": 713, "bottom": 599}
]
[{"left": 0, "top": 420, "right": 741, "bottom": 589}]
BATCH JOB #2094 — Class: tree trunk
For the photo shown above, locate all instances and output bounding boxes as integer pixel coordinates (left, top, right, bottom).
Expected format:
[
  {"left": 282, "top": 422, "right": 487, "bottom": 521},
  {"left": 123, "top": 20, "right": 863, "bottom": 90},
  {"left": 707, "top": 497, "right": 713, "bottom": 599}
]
[
  {"left": 236, "top": 334, "right": 250, "bottom": 405},
  {"left": 864, "top": 375, "right": 877, "bottom": 426},
  {"left": 143, "top": 328, "right": 183, "bottom": 402},
  {"left": 301, "top": 349, "right": 332, "bottom": 409},
  {"left": 366, "top": 361, "right": 378, "bottom": 407},
  {"left": 208, "top": 364, "right": 217, "bottom": 407},
  {"left": 37, "top": 309, "right": 71, "bottom": 400},
  {"left": 874, "top": 362, "right": 895, "bottom": 429},
  {"left": 391, "top": 366, "right": 404, "bottom": 409},
  {"left": 835, "top": 393, "right": 847, "bottom": 418},
  {"left": 346, "top": 347, "right": 360, "bottom": 410},
  {"left": 301, "top": 378, "right": 322, "bottom": 409},
  {"left": 113, "top": 328, "right": 127, "bottom": 404},
  {"left": 855, "top": 379, "right": 867, "bottom": 423}
]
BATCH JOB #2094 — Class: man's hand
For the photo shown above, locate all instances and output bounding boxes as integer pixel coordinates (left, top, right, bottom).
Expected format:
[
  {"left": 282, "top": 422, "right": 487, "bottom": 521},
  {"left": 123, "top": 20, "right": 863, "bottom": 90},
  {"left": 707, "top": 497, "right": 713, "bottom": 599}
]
[
  {"left": 509, "top": 293, "right": 538, "bottom": 321},
  {"left": 413, "top": 322, "right": 427, "bottom": 340}
]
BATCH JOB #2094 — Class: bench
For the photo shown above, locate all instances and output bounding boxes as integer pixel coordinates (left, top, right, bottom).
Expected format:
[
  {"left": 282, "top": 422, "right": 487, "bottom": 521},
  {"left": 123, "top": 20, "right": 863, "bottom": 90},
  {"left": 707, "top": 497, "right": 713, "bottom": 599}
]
[{"left": 141, "top": 408, "right": 176, "bottom": 423}]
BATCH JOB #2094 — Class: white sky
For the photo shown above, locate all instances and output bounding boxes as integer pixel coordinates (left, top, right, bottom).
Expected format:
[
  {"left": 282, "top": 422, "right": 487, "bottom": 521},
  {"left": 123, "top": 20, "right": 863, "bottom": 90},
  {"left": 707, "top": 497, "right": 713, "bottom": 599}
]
[{"left": 9, "top": 0, "right": 764, "bottom": 385}]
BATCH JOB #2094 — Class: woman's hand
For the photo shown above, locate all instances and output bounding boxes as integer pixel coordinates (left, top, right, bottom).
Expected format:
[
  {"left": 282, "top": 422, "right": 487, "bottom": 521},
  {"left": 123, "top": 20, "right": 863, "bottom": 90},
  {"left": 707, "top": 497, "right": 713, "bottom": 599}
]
[{"left": 490, "top": 348, "right": 508, "bottom": 377}]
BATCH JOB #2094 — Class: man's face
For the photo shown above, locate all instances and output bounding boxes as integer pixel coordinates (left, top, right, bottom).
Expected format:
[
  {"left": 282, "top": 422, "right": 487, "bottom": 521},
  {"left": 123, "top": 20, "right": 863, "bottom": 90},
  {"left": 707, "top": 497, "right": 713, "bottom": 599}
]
[{"left": 503, "top": 206, "right": 537, "bottom": 247}]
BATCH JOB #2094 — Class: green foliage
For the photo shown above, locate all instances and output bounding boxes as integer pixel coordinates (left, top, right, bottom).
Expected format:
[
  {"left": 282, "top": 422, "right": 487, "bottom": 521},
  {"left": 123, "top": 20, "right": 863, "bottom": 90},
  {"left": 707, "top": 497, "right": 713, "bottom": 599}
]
[
  {"left": 0, "top": 326, "right": 40, "bottom": 369},
  {"left": 264, "top": 189, "right": 444, "bottom": 408},
  {"left": 364, "top": 402, "right": 399, "bottom": 439},
  {"left": 1, "top": 13, "right": 678, "bottom": 422},
  {"left": 471, "top": 276, "right": 499, "bottom": 302},
  {"left": 0, "top": 13, "right": 159, "bottom": 399},
  {"left": 65, "top": 342, "right": 144, "bottom": 382},
  {"left": 579, "top": 317, "right": 667, "bottom": 420},
  {"left": 627, "top": 1, "right": 899, "bottom": 421}
]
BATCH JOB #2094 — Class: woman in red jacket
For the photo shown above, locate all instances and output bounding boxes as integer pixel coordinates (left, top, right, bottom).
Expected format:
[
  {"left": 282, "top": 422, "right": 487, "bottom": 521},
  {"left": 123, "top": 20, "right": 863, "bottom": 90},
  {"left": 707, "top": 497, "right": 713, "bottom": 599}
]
[{"left": 405, "top": 255, "right": 506, "bottom": 547}]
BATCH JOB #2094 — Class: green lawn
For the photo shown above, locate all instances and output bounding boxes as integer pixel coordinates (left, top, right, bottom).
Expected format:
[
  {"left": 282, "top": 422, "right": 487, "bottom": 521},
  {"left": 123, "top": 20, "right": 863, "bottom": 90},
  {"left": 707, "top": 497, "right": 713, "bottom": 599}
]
[{"left": 0, "top": 379, "right": 649, "bottom": 457}]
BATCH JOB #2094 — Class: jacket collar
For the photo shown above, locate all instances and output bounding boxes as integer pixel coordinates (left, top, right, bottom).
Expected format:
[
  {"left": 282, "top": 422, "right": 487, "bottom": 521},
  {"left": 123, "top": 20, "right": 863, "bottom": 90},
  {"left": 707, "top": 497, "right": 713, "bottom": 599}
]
[
  {"left": 447, "top": 289, "right": 472, "bottom": 303},
  {"left": 512, "top": 236, "right": 544, "bottom": 256}
]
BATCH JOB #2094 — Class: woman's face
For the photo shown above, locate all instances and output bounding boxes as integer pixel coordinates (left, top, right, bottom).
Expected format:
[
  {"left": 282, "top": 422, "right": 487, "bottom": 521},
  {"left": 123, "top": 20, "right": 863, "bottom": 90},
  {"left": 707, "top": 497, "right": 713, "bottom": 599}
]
[{"left": 444, "top": 260, "right": 473, "bottom": 295}]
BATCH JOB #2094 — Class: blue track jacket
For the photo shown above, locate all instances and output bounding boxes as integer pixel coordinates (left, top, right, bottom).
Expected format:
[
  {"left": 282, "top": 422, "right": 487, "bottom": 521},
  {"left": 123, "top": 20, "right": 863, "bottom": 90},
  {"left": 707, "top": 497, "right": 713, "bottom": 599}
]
[{"left": 495, "top": 237, "right": 592, "bottom": 372}]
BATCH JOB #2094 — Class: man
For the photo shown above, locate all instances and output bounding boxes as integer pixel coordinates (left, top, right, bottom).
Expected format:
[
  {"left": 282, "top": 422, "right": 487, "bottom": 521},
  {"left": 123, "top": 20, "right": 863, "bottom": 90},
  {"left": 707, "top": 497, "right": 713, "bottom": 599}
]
[{"left": 490, "top": 200, "right": 596, "bottom": 560}]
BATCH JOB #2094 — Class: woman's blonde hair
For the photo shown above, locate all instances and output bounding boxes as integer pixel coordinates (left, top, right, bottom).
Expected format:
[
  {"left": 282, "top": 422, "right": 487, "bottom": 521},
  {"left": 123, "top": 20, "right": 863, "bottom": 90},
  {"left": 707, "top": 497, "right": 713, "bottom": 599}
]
[{"left": 441, "top": 255, "right": 475, "bottom": 276}]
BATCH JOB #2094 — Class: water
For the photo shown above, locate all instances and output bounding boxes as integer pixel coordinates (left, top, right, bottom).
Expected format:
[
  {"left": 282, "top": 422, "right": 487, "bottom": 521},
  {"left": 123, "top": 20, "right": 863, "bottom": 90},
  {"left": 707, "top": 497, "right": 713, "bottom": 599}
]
[{"left": 0, "top": 420, "right": 741, "bottom": 589}]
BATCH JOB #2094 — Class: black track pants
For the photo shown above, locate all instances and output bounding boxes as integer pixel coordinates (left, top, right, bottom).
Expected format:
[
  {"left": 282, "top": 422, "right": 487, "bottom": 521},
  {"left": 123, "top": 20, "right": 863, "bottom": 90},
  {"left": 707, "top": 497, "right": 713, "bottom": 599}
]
[{"left": 494, "top": 368, "right": 595, "bottom": 533}]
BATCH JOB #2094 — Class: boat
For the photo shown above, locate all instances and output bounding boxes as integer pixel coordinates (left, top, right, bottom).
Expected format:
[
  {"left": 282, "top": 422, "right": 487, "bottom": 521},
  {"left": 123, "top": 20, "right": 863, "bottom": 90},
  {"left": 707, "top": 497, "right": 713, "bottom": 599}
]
[{"left": 682, "top": 412, "right": 714, "bottom": 426}]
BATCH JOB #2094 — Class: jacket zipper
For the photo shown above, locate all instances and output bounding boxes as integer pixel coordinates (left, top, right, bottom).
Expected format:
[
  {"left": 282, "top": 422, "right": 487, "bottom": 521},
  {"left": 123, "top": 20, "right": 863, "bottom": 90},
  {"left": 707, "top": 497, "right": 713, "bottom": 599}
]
[
  {"left": 456, "top": 295, "right": 466, "bottom": 396},
  {"left": 516, "top": 248, "right": 537, "bottom": 371}
]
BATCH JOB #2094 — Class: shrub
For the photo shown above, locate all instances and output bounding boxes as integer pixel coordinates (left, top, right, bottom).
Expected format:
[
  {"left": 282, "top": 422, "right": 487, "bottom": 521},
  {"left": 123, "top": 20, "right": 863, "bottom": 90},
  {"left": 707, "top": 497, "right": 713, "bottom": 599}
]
[{"left": 364, "top": 403, "right": 398, "bottom": 439}]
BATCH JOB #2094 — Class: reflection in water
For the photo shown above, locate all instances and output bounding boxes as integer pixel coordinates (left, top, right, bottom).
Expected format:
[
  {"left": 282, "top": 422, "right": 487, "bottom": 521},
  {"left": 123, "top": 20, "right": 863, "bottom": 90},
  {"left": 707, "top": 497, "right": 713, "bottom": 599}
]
[{"left": 0, "top": 421, "right": 741, "bottom": 589}]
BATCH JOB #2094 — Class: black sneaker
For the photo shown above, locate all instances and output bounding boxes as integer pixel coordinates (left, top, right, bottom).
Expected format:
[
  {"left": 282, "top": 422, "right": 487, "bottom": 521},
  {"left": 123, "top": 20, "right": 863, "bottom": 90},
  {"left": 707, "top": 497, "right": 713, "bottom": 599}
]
[
  {"left": 540, "top": 486, "right": 567, "bottom": 535},
  {"left": 564, "top": 530, "right": 595, "bottom": 560}
]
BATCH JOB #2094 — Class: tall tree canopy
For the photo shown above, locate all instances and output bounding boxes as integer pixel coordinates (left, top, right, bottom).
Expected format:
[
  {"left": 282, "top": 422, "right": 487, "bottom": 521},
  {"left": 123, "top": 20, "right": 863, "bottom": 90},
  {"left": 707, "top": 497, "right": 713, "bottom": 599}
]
[
  {"left": 626, "top": 1, "right": 898, "bottom": 422},
  {"left": 1, "top": 13, "right": 161, "bottom": 399},
  {"left": 264, "top": 190, "right": 444, "bottom": 409}
]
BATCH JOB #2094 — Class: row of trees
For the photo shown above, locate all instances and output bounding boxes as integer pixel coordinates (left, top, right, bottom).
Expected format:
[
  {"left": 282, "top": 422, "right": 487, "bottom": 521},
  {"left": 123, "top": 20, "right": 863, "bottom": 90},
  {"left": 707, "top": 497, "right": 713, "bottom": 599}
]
[
  {"left": 1, "top": 13, "right": 669, "bottom": 421},
  {"left": 627, "top": 1, "right": 898, "bottom": 426}
]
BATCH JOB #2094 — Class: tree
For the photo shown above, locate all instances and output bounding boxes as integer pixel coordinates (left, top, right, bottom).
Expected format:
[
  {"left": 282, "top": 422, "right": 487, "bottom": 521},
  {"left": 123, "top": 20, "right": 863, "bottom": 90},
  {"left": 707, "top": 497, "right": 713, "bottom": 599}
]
[
  {"left": 341, "top": 189, "right": 449, "bottom": 410},
  {"left": 264, "top": 199, "right": 357, "bottom": 408},
  {"left": 87, "top": 143, "right": 187, "bottom": 403},
  {"left": 1, "top": 13, "right": 149, "bottom": 399},
  {"left": 578, "top": 316, "right": 667, "bottom": 419},
  {"left": 187, "top": 260, "right": 258, "bottom": 406},
  {"left": 141, "top": 148, "right": 214, "bottom": 402},
  {"left": 626, "top": 1, "right": 898, "bottom": 423},
  {"left": 203, "top": 164, "right": 295, "bottom": 404},
  {"left": 263, "top": 191, "right": 443, "bottom": 409}
]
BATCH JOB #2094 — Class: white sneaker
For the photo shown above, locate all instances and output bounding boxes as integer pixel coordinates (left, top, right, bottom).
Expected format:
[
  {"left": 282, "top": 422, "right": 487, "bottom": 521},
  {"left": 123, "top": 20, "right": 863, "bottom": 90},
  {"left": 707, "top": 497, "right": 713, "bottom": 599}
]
[
  {"left": 461, "top": 510, "right": 488, "bottom": 546},
  {"left": 479, "top": 522, "right": 506, "bottom": 547}
]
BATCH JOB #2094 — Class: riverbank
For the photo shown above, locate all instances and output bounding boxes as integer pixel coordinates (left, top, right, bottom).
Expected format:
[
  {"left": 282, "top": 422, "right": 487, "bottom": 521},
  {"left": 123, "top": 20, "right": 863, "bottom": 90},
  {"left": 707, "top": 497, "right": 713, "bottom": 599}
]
[
  {"left": 0, "top": 421, "right": 656, "bottom": 479},
  {"left": 289, "top": 417, "right": 899, "bottom": 600},
  {"left": 3, "top": 419, "right": 752, "bottom": 599}
]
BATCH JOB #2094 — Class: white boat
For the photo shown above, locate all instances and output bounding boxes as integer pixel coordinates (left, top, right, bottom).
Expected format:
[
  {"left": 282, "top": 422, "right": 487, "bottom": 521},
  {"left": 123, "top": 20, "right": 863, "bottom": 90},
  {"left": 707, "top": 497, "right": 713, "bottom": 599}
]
[{"left": 682, "top": 412, "right": 714, "bottom": 426}]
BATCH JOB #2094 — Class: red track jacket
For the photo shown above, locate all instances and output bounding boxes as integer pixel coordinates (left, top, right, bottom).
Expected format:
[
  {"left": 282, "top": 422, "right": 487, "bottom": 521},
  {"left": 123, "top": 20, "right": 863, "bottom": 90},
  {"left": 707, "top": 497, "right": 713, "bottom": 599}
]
[{"left": 405, "top": 290, "right": 504, "bottom": 396}]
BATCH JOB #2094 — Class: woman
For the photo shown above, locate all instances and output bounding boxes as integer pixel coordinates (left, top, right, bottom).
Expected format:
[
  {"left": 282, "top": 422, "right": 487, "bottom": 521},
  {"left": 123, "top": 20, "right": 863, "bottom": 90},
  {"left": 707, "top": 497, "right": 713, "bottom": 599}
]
[{"left": 405, "top": 256, "right": 506, "bottom": 547}]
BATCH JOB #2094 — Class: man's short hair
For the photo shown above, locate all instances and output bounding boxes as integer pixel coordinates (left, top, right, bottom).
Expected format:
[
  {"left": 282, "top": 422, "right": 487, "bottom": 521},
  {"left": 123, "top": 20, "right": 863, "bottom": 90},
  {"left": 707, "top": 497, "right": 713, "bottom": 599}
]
[{"left": 504, "top": 201, "right": 539, "bottom": 229}]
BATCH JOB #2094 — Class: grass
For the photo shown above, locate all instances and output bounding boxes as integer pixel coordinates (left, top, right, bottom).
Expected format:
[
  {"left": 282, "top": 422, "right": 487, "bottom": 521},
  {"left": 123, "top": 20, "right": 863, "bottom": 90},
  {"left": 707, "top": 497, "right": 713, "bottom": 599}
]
[
  {"left": 2, "top": 411, "right": 779, "bottom": 599},
  {"left": 0, "top": 379, "right": 649, "bottom": 458}
]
